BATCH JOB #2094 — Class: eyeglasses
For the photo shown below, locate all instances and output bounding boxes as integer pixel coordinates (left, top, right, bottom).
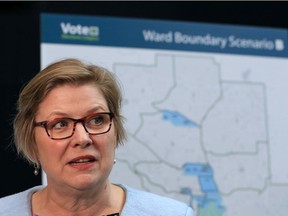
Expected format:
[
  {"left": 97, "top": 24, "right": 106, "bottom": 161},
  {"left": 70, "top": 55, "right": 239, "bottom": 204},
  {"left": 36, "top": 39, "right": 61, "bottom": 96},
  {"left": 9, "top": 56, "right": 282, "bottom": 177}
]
[{"left": 34, "top": 112, "right": 114, "bottom": 140}]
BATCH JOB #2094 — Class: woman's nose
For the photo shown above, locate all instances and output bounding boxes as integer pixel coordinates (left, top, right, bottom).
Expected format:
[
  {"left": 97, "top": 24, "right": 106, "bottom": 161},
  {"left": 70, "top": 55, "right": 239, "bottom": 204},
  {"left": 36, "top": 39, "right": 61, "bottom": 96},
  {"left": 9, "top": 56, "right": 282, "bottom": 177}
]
[{"left": 71, "top": 122, "right": 92, "bottom": 148}]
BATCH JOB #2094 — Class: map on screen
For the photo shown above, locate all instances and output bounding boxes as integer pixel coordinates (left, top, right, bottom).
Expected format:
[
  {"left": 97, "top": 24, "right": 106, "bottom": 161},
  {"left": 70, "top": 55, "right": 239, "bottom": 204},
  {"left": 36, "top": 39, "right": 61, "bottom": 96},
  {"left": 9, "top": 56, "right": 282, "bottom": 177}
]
[{"left": 41, "top": 13, "right": 288, "bottom": 215}]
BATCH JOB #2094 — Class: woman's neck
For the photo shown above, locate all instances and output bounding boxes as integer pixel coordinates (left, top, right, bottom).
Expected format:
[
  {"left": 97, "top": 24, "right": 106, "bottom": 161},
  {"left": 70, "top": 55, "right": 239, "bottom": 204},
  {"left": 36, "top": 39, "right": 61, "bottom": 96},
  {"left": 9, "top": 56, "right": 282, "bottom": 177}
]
[{"left": 32, "top": 183, "right": 125, "bottom": 216}]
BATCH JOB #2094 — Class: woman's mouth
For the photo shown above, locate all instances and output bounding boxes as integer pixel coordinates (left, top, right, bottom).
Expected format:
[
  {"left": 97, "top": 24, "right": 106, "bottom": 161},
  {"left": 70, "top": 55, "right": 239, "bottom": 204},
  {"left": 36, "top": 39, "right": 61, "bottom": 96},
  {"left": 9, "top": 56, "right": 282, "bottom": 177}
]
[
  {"left": 69, "top": 158, "right": 95, "bottom": 164},
  {"left": 68, "top": 155, "right": 97, "bottom": 170}
]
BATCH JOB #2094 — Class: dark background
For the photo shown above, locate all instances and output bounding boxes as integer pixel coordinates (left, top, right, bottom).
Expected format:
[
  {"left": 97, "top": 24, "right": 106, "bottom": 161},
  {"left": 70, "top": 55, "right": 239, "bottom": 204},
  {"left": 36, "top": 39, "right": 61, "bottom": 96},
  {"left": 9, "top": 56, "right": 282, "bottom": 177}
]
[{"left": 1, "top": 1, "right": 288, "bottom": 198}]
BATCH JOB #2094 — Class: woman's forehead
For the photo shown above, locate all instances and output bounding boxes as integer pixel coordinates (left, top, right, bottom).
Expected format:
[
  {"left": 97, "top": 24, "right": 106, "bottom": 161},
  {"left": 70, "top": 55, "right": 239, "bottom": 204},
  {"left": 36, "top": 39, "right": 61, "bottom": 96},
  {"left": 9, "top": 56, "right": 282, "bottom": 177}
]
[{"left": 36, "top": 84, "right": 108, "bottom": 118}]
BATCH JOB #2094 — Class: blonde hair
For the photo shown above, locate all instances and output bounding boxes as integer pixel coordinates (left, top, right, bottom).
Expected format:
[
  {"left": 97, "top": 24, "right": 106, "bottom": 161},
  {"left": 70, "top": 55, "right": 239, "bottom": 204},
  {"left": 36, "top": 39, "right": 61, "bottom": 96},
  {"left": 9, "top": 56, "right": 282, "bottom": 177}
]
[{"left": 13, "top": 58, "right": 127, "bottom": 164}]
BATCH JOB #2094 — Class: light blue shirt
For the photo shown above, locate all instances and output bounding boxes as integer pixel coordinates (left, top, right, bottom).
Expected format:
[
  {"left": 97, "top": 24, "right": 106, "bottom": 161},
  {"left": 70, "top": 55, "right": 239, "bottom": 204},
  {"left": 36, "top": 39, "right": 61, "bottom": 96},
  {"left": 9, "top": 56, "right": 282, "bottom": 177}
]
[{"left": 0, "top": 185, "right": 194, "bottom": 216}]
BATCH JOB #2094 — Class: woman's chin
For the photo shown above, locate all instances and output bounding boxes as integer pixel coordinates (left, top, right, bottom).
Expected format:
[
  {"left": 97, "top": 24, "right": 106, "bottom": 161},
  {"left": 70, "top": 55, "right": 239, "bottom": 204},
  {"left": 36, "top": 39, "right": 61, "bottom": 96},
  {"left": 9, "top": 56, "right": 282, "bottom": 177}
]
[{"left": 69, "top": 175, "right": 98, "bottom": 190}]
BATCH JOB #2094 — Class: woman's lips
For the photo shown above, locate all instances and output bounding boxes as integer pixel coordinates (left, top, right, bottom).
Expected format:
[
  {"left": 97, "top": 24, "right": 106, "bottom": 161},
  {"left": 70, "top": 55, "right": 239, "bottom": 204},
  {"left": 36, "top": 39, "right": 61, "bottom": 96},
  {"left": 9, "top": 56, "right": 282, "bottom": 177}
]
[
  {"left": 69, "top": 155, "right": 96, "bottom": 163},
  {"left": 68, "top": 155, "right": 97, "bottom": 170}
]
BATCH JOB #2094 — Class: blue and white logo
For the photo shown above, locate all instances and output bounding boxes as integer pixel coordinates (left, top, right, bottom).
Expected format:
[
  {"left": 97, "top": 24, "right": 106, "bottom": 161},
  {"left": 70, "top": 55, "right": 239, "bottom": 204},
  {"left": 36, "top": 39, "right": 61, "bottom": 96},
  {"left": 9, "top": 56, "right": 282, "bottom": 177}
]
[{"left": 60, "top": 22, "right": 100, "bottom": 41}]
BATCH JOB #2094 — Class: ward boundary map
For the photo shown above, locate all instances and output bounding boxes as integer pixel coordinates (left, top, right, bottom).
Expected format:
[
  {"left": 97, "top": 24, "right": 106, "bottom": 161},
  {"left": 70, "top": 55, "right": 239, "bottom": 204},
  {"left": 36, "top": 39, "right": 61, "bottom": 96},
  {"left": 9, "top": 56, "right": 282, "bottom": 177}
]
[{"left": 41, "top": 13, "right": 288, "bottom": 215}]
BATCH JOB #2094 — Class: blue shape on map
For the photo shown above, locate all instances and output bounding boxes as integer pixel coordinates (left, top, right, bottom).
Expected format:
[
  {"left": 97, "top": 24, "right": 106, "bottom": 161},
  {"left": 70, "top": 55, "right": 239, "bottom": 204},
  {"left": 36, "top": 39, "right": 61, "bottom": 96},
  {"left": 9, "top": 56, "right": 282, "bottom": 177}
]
[
  {"left": 161, "top": 110, "right": 198, "bottom": 127},
  {"left": 160, "top": 110, "right": 225, "bottom": 214},
  {"left": 182, "top": 163, "right": 225, "bottom": 214}
]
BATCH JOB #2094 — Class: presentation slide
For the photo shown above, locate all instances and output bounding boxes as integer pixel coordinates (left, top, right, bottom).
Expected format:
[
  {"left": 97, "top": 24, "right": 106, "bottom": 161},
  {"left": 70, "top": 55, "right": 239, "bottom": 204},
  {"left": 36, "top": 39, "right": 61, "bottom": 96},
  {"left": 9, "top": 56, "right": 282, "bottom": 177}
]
[{"left": 41, "top": 13, "right": 288, "bottom": 216}]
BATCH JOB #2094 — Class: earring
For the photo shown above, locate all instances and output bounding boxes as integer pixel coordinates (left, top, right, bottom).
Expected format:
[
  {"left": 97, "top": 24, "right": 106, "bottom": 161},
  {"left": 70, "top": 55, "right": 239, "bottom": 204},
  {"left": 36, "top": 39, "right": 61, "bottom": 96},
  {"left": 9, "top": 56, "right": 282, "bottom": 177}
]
[
  {"left": 113, "top": 159, "right": 116, "bottom": 164},
  {"left": 34, "top": 163, "right": 40, "bottom": 176}
]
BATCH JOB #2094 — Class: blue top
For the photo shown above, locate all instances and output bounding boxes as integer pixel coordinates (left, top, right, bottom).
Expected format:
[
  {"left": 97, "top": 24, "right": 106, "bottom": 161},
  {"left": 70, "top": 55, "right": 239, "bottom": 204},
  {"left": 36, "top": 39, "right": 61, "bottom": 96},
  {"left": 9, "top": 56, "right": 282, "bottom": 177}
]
[{"left": 0, "top": 185, "right": 194, "bottom": 216}]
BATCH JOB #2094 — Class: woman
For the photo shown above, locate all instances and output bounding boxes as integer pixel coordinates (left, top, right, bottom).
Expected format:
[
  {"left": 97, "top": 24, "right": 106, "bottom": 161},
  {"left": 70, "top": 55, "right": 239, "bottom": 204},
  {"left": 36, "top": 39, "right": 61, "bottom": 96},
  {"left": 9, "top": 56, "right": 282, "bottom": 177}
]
[{"left": 0, "top": 58, "right": 194, "bottom": 216}]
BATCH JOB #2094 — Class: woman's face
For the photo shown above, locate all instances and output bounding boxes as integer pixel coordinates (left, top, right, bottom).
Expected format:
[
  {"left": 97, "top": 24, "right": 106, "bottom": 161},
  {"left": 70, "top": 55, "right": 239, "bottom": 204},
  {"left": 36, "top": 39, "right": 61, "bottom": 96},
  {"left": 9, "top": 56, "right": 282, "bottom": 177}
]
[{"left": 34, "top": 83, "right": 117, "bottom": 191}]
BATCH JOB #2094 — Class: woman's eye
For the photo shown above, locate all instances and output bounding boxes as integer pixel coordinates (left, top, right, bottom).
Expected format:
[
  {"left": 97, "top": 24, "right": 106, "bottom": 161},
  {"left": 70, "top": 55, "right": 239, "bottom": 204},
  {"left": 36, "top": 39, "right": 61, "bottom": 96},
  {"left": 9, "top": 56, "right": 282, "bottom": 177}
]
[
  {"left": 50, "top": 120, "right": 69, "bottom": 129},
  {"left": 90, "top": 116, "right": 104, "bottom": 126}
]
